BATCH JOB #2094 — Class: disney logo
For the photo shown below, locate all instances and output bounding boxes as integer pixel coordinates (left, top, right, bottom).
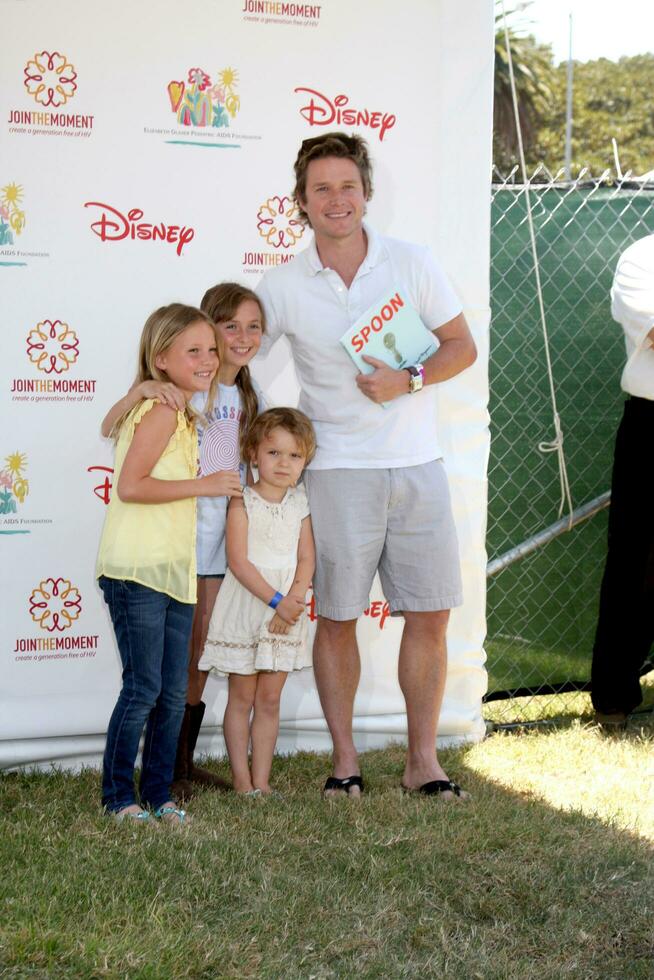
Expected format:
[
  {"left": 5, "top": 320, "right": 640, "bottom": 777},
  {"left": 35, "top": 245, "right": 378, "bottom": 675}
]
[
  {"left": 83, "top": 202, "right": 195, "bottom": 257},
  {"left": 294, "top": 87, "right": 396, "bottom": 142}
]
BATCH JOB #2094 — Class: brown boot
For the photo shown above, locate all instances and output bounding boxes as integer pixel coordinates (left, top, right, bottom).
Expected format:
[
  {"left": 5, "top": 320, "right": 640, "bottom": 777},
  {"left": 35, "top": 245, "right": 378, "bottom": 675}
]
[
  {"left": 170, "top": 705, "right": 194, "bottom": 802},
  {"left": 187, "top": 701, "right": 230, "bottom": 791}
]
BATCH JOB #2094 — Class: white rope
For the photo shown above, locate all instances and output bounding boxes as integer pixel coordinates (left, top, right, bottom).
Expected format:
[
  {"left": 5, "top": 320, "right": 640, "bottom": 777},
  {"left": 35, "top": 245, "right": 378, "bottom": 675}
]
[{"left": 500, "top": 1, "right": 574, "bottom": 524}]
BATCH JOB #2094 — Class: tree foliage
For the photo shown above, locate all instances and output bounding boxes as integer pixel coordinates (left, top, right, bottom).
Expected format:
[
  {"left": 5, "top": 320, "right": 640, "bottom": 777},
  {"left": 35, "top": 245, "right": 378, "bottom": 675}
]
[
  {"left": 531, "top": 55, "right": 654, "bottom": 176},
  {"left": 494, "top": 21, "right": 554, "bottom": 172},
  {"left": 493, "top": 0, "right": 654, "bottom": 177},
  {"left": 493, "top": 3, "right": 555, "bottom": 173}
]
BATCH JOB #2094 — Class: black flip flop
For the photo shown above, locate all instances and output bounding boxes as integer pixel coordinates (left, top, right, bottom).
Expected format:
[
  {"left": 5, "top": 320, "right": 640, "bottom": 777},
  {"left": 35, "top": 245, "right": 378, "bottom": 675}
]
[
  {"left": 402, "top": 779, "right": 467, "bottom": 798},
  {"left": 323, "top": 775, "right": 364, "bottom": 797}
]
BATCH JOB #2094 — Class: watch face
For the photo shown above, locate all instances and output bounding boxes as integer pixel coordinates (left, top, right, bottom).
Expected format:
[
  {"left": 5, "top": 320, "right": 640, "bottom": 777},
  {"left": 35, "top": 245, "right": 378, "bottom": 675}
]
[{"left": 409, "top": 374, "right": 423, "bottom": 393}]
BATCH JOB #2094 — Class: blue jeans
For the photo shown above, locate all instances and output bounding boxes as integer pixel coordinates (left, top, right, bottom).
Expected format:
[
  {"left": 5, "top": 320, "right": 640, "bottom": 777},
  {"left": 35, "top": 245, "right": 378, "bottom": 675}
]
[{"left": 99, "top": 577, "right": 194, "bottom": 812}]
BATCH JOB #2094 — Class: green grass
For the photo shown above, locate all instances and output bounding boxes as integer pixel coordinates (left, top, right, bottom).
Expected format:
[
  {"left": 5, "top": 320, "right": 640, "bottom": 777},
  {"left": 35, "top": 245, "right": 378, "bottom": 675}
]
[
  {"left": 3, "top": 719, "right": 653, "bottom": 978},
  {"left": 488, "top": 186, "right": 654, "bottom": 703}
]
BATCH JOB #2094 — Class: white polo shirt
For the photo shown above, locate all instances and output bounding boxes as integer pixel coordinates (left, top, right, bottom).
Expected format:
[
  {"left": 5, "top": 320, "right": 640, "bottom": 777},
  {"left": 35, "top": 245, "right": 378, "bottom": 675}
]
[
  {"left": 611, "top": 234, "right": 654, "bottom": 401},
  {"left": 257, "top": 224, "right": 462, "bottom": 469}
]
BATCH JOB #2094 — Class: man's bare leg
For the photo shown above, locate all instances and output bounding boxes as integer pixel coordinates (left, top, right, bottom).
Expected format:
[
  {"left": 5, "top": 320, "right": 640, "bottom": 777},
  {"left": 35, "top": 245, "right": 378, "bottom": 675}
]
[
  {"left": 399, "top": 610, "right": 463, "bottom": 798},
  {"left": 312, "top": 616, "right": 362, "bottom": 793}
]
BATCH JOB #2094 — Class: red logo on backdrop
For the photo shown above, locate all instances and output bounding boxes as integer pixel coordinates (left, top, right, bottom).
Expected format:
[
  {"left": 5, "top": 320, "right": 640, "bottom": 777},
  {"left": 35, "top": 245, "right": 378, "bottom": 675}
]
[
  {"left": 88, "top": 465, "right": 113, "bottom": 505},
  {"left": 83, "top": 202, "right": 195, "bottom": 257},
  {"left": 295, "top": 87, "right": 396, "bottom": 142},
  {"left": 306, "top": 592, "right": 390, "bottom": 629},
  {"left": 29, "top": 577, "right": 82, "bottom": 632}
]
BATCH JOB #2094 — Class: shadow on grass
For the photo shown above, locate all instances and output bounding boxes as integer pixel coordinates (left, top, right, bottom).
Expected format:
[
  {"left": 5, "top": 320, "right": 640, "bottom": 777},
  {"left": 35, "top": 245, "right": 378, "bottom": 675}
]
[{"left": 2, "top": 729, "right": 653, "bottom": 979}]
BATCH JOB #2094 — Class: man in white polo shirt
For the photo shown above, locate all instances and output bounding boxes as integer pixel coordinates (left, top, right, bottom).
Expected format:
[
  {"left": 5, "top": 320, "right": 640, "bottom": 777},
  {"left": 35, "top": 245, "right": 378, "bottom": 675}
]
[
  {"left": 257, "top": 132, "right": 477, "bottom": 797},
  {"left": 592, "top": 234, "right": 654, "bottom": 727}
]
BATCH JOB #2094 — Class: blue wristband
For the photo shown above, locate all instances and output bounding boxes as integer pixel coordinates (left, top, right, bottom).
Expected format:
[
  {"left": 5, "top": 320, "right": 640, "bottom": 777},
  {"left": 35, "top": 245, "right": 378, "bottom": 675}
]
[{"left": 268, "top": 591, "right": 283, "bottom": 609}]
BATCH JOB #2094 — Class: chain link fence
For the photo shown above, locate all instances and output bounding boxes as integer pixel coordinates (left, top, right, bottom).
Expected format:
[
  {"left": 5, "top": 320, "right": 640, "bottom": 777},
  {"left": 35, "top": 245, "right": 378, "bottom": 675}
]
[{"left": 485, "top": 167, "right": 654, "bottom": 724}]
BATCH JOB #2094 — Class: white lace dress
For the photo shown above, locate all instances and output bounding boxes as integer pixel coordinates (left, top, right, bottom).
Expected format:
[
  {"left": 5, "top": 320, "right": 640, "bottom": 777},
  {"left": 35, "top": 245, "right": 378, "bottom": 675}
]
[{"left": 198, "top": 485, "right": 312, "bottom": 675}]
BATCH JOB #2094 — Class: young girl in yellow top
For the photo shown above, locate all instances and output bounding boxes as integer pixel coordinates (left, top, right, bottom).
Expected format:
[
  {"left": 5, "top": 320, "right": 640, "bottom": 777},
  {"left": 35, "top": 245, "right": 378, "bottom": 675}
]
[
  {"left": 97, "top": 303, "right": 241, "bottom": 824},
  {"left": 101, "top": 284, "right": 266, "bottom": 798}
]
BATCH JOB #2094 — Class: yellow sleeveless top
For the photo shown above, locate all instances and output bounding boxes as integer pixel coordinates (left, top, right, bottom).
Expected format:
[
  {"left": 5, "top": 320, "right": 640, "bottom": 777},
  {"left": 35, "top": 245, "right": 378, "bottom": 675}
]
[{"left": 96, "top": 399, "right": 198, "bottom": 603}]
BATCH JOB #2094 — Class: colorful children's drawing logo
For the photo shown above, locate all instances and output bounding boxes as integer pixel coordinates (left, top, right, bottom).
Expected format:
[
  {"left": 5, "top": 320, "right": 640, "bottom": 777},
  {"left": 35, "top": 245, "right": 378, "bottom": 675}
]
[
  {"left": 256, "top": 196, "right": 305, "bottom": 249},
  {"left": 26, "top": 320, "right": 79, "bottom": 374},
  {"left": 29, "top": 577, "right": 82, "bottom": 632},
  {"left": 167, "top": 67, "right": 240, "bottom": 128},
  {"left": 24, "top": 51, "right": 77, "bottom": 107},
  {"left": 0, "top": 182, "right": 26, "bottom": 245},
  {"left": 0, "top": 452, "right": 29, "bottom": 515}
]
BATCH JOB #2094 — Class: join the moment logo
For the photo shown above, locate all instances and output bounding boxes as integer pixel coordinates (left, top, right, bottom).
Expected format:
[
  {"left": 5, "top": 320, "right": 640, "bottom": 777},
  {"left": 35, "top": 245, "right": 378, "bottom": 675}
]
[
  {"left": 13, "top": 577, "right": 99, "bottom": 662},
  {"left": 243, "top": 194, "right": 305, "bottom": 272},
  {"left": 0, "top": 452, "right": 29, "bottom": 516},
  {"left": 295, "top": 87, "right": 396, "bottom": 141},
  {"left": 24, "top": 51, "right": 77, "bottom": 107},
  {"left": 10, "top": 318, "right": 97, "bottom": 402},
  {"left": 167, "top": 66, "right": 240, "bottom": 128},
  {"left": 29, "top": 577, "right": 81, "bottom": 632},
  {"left": 241, "top": 1, "right": 322, "bottom": 26},
  {"left": 7, "top": 50, "right": 94, "bottom": 135},
  {"left": 27, "top": 319, "right": 79, "bottom": 374},
  {"left": 257, "top": 196, "right": 304, "bottom": 249}
]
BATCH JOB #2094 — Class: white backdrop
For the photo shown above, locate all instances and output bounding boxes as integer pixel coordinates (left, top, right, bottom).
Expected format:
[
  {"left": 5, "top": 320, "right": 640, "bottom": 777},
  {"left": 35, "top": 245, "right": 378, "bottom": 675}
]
[{"left": 0, "top": 0, "right": 493, "bottom": 769}]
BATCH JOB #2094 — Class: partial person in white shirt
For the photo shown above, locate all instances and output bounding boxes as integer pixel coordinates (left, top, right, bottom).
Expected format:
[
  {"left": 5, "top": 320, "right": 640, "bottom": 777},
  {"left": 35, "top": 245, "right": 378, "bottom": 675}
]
[
  {"left": 591, "top": 233, "right": 654, "bottom": 727},
  {"left": 256, "top": 132, "right": 477, "bottom": 798}
]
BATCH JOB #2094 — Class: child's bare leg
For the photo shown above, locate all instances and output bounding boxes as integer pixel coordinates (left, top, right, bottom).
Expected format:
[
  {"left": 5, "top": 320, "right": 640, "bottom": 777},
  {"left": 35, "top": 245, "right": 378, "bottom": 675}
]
[
  {"left": 187, "top": 577, "right": 223, "bottom": 704},
  {"left": 223, "top": 674, "right": 257, "bottom": 793},
  {"left": 251, "top": 671, "right": 288, "bottom": 793}
]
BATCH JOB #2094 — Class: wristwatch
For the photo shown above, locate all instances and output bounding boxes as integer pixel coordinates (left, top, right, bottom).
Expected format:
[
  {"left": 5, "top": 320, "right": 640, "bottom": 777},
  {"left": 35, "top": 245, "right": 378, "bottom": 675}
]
[{"left": 407, "top": 364, "right": 424, "bottom": 393}]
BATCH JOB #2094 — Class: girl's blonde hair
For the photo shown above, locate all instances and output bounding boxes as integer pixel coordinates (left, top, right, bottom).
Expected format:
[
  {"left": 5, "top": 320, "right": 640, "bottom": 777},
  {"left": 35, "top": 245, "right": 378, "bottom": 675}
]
[
  {"left": 241, "top": 407, "right": 316, "bottom": 465},
  {"left": 200, "top": 282, "right": 266, "bottom": 447},
  {"left": 111, "top": 303, "right": 220, "bottom": 438}
]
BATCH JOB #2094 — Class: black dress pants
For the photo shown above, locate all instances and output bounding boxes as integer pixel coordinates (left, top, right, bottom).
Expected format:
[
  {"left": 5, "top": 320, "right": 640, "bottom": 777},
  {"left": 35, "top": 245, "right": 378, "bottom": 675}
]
[{"left": 591, "top": 396, "right": 654, "bottom": 714}]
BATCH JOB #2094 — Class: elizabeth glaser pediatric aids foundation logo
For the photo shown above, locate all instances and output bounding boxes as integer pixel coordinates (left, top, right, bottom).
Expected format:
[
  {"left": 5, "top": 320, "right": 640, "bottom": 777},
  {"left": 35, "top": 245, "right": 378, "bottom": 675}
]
[
  {"left": 167, "top": 66, "right": 240, "bottom": 128},
  {"left": 0, "top": 181, "right": 47, "bottom": 266},
  {"left": 0, "top": 450, "right": 54, "bottom": 535},
  {"left": 10, "top": 319, "right": 97, "bottom": 403},
  {"left": 0, "top": 452, "right": 29, "bottom": 516},
  {"left": 144, "top": 63, "right": 261, "bottom": 147},
  {"left": 0, "top": 182, "right": 25, "bottom": 244},
  {"left": 242, "top": 194, "right": 305, "bottom": 273},
  {"left": 7, "top": 51, "right": 94, "bottom": 137},
  {"left": 13, "top": 577, "right": 99, "bottom": 663}
]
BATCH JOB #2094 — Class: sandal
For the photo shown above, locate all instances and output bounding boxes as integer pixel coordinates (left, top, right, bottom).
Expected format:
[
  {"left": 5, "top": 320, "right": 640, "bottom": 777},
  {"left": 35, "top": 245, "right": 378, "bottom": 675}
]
[
  {"left": 401, "top": 779, "right": 469, "bottom": 799},
  {"left": 154, "top": 803, "right": 190, "bottom": 825},
  {"left": 113, "top": 806, "right": 151, "bottom": 823},
  {"left": 323, "top": 775, "right": 364, "bottom": 797}
]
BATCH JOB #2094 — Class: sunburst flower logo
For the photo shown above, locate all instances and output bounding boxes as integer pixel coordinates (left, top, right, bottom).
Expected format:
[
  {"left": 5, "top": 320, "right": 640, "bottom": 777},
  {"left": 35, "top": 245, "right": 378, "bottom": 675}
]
[
  {"left": 167, "top": 65, "right": 240, "bottom": 128},
  {"left": 0, "top": 451, "right": 29, "bottom": 515},
  {"left": 257, "top": 196, "right": 305, "bottom": 249},
  {"left": 26, "top": 320, "right": 79, "bottom": 375},
  {"left": 24, "top": 51, "right": 77, "bottom": 108},
  {"left": 29, "top": 578, "right": 82, "bottom": 633},
  {"left": 0, "top": 182, "right": 26, "bottom": 245}
]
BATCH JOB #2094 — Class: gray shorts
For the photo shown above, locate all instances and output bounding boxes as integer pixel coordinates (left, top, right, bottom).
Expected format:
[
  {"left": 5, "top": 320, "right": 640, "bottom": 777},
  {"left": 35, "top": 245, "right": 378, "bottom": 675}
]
[{"left": 304, "top": 460, "right": 463, "bottom": 621}]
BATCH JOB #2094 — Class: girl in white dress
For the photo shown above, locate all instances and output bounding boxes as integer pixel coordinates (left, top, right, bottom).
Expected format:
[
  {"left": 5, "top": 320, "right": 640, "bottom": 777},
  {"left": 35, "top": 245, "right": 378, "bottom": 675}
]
[{"left": 199, "top": 408, "right": 316, "bottom": 795}]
